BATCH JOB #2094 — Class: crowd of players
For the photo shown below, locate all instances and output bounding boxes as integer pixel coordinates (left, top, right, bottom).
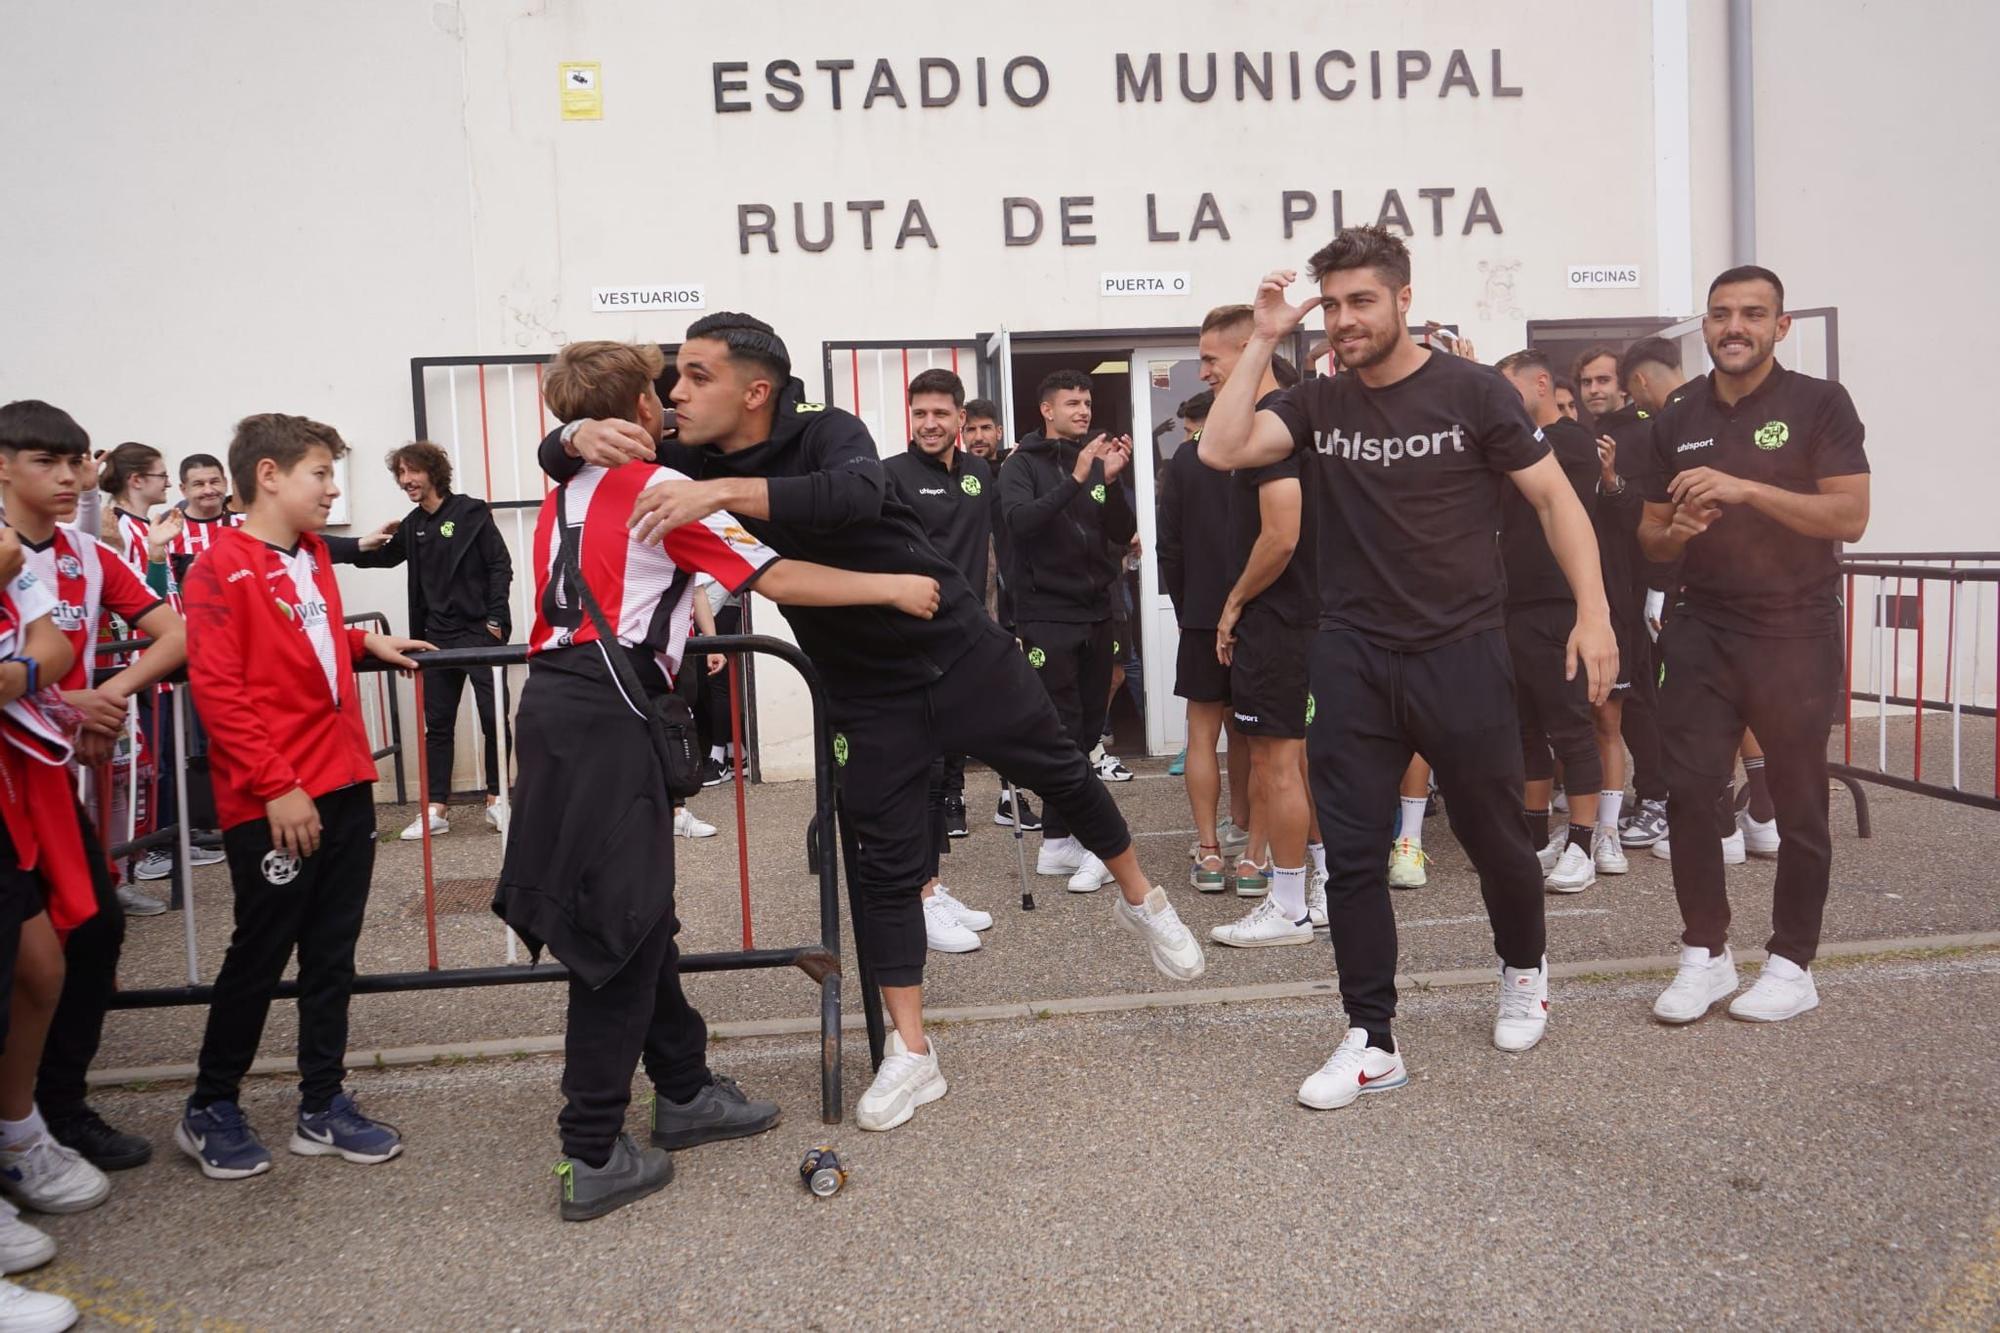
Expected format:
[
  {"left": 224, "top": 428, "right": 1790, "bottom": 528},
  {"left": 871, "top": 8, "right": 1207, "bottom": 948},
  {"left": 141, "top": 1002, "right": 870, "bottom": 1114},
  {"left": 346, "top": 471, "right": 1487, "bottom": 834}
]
[{"left": 0, "top": 223, "right": 1865, "bottom": 1303}]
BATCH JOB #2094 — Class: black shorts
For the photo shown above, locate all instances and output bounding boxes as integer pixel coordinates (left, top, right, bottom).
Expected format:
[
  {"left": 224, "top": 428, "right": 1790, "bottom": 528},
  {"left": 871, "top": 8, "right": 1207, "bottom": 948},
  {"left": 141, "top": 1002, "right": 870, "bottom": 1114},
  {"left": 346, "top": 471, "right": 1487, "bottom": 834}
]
[
  {"left": 1229, "top": 604, "right": 1311, "bottom": 738},
  {"left": 1608, "top": 605, "right": 1644, "bottom": 695},
  {"left": 1175, "top": 627, "right": 1230, "bottom": 703},
  {"left": 1505, "top": 600, "right": 1602, "bottom": 790}
]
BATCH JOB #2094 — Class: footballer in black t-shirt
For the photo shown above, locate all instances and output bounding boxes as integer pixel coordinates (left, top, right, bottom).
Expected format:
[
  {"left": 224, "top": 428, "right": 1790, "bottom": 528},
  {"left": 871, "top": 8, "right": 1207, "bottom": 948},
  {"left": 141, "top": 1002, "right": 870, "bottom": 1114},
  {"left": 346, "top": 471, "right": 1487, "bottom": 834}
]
[
  {"left": 1197, "top": 226, "right": 1617, "bottom": 1104},
  {"left": 1637, "top": 266, "right": 1870, "bottom": 1026}
]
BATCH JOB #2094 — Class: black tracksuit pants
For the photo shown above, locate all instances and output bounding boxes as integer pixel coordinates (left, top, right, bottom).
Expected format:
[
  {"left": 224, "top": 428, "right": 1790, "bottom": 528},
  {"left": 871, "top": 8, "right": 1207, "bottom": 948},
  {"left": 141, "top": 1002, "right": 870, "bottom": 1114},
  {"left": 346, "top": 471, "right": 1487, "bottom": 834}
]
[
  {"left": 1308, "top": 628, "right": 1547, "bottom": 1029},
  {"left": 1621, "top": 625, "right": 1670, "bottom": 804},
  {"left": 37, "top": 806, "right": 122, "bottom": 1120},
  {"left": 833, "top": 626, "right": 1131, "bottom": 986},
  {"left": 191, "top": 783, "right": 375, "bottom": 1112},
  {"left": 558, "top": 902, "right": 709, "bottom": 1167},
  {"left": 1658, "top": 617, "right": 1842, "bottom": 966},
  {"left": 423, "top": 629, "right": 507, "bottom": 802},
  {"left": 1016, "top": 619, "right": 1114, "bottom": 842}
]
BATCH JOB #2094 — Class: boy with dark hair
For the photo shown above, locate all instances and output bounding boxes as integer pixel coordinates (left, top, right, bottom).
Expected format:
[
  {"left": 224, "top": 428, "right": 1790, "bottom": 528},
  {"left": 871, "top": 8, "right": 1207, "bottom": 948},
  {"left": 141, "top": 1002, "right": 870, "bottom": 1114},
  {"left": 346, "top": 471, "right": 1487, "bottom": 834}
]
[
  {"left": 175, "top": 413, "right": 432, "bottom": 1180},
  {"left": 999, "top": 369, "right": 1140, "bottom": 889},
  {"left": 541, "top": 313, "right": 1204, "bottom": 1134},
  {"left": 510, "top": 339, "right": 941, "bottom": 1219},
  {"left": 350, "top": 440, "right": 514, "bottom": 841},
  {"left": 0, "top": 401, "right": 186, "bottom": 1176}
]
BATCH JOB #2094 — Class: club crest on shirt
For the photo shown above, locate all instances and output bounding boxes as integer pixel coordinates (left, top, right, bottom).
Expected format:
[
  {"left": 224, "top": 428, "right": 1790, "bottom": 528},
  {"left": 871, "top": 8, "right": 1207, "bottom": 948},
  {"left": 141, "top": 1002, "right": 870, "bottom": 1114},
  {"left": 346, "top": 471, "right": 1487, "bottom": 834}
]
[
  {"left": 276, "top": 598, "right": 295, "bottom": 619},
  {"left": 960, "top": 475, "right": 982, "bottom": 497},
  {"left": 832, "top": 733, "right": 849, "bottom": 766},
  {"left": 55, "top": 555, "right": 82, "bottom": 579},
  {"left": 1754, "top": 421, "right": 1790, "bottom": 451},
  {"left": 439, "top": 520, "right": 456, "bottom": 538},
  {"left": 262, "top": 849, "right": 300, "bottom": 885},
  {"left": 1090, "top": 484, "right": 1107, "bottom": 504},
  {"left": 1027, "top": 647, "right": 1047, "bottom": 669}
]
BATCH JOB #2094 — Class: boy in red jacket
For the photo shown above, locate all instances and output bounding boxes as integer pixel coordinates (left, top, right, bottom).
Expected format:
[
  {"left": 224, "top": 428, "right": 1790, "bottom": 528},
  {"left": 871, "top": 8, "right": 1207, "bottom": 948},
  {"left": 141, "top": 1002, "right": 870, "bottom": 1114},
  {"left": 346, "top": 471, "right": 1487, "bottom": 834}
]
[{"left": 175, "top": 414, "right": 430, "bottom": 1181}]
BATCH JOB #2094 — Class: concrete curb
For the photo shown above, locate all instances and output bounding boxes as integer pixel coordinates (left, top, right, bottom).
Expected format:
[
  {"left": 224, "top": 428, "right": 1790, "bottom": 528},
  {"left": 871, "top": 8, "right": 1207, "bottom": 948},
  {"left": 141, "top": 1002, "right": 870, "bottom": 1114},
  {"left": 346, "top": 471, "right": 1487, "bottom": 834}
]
[{"left": 90, "top": 930, "right": 2000, "bottom": 1088}]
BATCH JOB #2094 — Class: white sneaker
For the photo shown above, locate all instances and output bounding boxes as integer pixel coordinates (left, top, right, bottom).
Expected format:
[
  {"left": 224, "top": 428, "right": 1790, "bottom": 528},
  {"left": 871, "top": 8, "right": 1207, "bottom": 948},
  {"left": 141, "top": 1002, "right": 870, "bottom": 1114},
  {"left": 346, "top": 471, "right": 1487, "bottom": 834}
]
[
  {"left": 1652, "top": 945, "right": 1739, "bottom": 1024},
  {"left": 1728, "top": 957, "right": 1819, "bottom": 1022},
  {"left": 931, "top": 885, "right": 992, "bottom": 932},
  {"left": 673, "top": 807, "right": 717, "bottom": 839},
  {"left": 1552, "top": 787, "right": 1569, "bottom": 815},
  {"left": 1090, "top": 744, "right": 1134, "bottom": 782},
  {"left": 0, "top": 1280, "right": 76, "bottom": 1332},
  {"left": 1737, "top": 809, "right": 1781, "bottom": 859},
  {"left": 1536, "top": 827, "right": 1566, "bottom": 875},
  {"left": 1209, "top": 897, "right": 1314, "bottom": 949},
  {"left": 1593, "top": 829, "right": 1629, "bottom": 875},
  {"left": 1112, "top": 887, "right": 1206, "bottom": 981},
  {"left": 1387, "top": 838, "right": 1428, "bottom": 890},
  {"left": 116, "top": 883, "right": 168, "bottom": 916},
  {"left": 1544, "top": 841, "right": 1596, "bottom": 894},
  {"left": 484, "top": 802, "right": 509, "bottom": 835},
  {"left": 1494, "top": 958, "right": 1550, "bottom": 1052},
  {"left": 399, "top": 809, "right": 449, "bottom": 841},
  {"left": 1651, "top": 829, "right": 1748, "bottom": 865},
  {"left": 855, "top": 1029, "right": 947, "bottom": 1131},
  {"left": 1298, "top": 1028, "right": 1408, "bottom": 1110},
  {"left": 922, "top": 893, "right": 982, "bottom": 954},
  {"left": 1307, "top": 867, "right": 1328, "bottom": 928},
  {"left": 1066, "top": 852, "right": 1113, "bottom": 894},
  {"left": 0, "top": 1136, "right": 109, "bottom": 1214},
  {"left": 1035, "top": 837, "right": 1085, "bottom": 877},
  {"left": 0, "top": 1201, "right": 53, "bottom": 1275}
]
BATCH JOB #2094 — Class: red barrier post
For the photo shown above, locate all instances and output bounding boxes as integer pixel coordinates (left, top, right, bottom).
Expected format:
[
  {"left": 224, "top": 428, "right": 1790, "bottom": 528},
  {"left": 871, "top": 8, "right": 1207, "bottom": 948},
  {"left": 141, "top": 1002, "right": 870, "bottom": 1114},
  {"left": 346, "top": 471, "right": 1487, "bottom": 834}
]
[
  {"left": 411, "top": 669, "right": 441, "bottom": 971},
  {"left": 475, "top": 363, "right": 495, "bottom": 500},
  {"left": 727, "top": 654, "right": 752, "bottom": 949}
]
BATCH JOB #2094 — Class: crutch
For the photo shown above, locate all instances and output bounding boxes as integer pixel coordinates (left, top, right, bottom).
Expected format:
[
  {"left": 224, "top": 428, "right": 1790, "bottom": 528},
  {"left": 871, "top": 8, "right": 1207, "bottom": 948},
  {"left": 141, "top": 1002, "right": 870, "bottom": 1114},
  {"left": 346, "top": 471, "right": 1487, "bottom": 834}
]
[{"left": 1004, "top": 775, "right": 1034, "bottom": 912}]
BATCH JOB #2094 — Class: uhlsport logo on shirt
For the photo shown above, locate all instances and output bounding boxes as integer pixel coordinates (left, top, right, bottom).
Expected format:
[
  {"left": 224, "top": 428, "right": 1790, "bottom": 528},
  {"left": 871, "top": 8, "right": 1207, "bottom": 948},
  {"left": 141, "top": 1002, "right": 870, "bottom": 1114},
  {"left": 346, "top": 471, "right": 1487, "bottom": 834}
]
[
  {"left": 1754, "top": 420, "right": 1790, "bottom": 450},
  {"left": 1315, "top": 424, "right": 1468, "bottom": 467},
  {"left": 960, "top": 474, "right": 982, "bottom": 497}
]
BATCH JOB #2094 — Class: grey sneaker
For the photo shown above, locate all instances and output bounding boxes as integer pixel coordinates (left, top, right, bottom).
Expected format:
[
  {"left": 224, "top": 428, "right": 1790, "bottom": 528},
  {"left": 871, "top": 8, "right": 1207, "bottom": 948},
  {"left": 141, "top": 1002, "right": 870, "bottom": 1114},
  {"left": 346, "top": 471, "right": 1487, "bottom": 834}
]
[
  {"left": 556, "top": 1133, "right": 673, "bottom": 1222},
  {"left": 1620, "top": 799, "right": 1668, "bottom": 848},
  {"left": 116, "top": 884, "right": 168, "bottom": 917},
  {"left": 650, "top": 1075, "right": 781, "bottom": 1151}
]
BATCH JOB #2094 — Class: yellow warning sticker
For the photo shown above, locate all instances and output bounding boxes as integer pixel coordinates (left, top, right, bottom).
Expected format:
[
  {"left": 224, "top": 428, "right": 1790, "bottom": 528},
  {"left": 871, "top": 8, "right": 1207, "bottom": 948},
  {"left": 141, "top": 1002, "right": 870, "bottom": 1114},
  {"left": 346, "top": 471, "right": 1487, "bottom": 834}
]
[{"left": 560, "top": 62, "right": 602, "bottom": 120}]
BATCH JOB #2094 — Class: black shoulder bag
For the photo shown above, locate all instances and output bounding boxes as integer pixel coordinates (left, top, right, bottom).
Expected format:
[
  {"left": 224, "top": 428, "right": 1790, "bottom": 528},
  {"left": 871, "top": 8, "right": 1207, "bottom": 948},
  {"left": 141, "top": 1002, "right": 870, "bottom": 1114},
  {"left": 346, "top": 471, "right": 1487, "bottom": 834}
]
[{"left": 556, "top": 485, "right": 706, "bottom": 800}]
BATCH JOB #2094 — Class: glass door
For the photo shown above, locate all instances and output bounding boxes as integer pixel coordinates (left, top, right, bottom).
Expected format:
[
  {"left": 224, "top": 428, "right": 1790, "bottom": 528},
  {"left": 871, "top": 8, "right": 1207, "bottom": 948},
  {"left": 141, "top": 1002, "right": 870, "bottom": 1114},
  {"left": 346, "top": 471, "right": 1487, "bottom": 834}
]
[{"left": 1128, "top": 342, "right": 1207, "bottom": 756}]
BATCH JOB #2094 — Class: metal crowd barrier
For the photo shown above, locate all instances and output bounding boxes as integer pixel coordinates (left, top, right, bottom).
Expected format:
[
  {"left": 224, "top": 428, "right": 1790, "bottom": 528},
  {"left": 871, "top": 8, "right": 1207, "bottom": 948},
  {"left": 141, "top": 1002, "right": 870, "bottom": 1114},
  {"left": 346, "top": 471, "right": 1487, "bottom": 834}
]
[
  {"left": 103, "top": 632, "right": 877, "bottom": 1125},
  {"left": 1835, "top": 552, "right": 2000, "bottom": 828}
]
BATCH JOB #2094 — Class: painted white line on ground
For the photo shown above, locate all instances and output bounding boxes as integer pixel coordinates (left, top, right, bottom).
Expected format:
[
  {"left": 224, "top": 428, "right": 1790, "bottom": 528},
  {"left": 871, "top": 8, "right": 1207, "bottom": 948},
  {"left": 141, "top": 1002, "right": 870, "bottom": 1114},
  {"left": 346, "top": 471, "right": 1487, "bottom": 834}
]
[{"left": 1404, "top": 907, "right": 1611, "bottom": 929}]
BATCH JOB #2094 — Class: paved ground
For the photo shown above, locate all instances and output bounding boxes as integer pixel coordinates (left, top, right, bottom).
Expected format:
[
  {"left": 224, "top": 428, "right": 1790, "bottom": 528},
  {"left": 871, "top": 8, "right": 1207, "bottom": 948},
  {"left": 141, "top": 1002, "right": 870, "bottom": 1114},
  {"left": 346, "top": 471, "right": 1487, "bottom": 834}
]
[{"left": 41, "top": 724, "right": 1996, "bottom": 1327}]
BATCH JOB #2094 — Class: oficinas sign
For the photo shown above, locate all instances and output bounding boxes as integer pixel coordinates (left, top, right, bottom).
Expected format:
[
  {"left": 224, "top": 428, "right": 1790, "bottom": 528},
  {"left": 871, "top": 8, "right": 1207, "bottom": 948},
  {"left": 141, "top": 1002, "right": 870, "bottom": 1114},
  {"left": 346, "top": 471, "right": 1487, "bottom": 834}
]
[{"left": 715, "top": 49, "right": 1520, "bottom": 255}]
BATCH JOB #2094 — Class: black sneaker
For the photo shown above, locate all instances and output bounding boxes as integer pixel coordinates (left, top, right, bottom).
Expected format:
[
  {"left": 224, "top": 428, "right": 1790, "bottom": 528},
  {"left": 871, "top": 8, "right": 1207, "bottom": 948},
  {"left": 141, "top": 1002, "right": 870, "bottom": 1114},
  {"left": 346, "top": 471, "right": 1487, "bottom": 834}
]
[
  {"left": 994, "top": 792, "right": 1042, "bottom": 831},
  {"left": 49, "top": 1106, "right": 152, "bottom": 1171},
  {"left": 556, "top": 1133, "right": 673, "bottom": 1222},
  {"left": 650, "top": 1074, "right": 781, "bottom": 1151},
  {"left": 944, "top": 798, "right": 969, "bottom": 840},
  {"left": 700, "top": 758, "right": 728, "bottom": 788}
]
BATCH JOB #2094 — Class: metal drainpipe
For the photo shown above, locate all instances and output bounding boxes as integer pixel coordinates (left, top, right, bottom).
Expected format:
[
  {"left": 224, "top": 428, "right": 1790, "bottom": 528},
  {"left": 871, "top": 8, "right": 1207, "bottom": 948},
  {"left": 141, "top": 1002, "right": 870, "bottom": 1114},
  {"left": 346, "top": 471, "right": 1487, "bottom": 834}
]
[{"left": 1729, "top": 0, "right": 1756, "bottom": 264}]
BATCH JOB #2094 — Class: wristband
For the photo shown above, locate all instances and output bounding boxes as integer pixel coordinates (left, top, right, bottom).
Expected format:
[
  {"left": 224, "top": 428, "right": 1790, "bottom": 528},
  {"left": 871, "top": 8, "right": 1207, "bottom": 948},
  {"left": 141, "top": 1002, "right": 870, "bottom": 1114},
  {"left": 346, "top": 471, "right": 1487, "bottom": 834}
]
[{"left": 4, "top": 655, "right": 37, "bottom": 696}]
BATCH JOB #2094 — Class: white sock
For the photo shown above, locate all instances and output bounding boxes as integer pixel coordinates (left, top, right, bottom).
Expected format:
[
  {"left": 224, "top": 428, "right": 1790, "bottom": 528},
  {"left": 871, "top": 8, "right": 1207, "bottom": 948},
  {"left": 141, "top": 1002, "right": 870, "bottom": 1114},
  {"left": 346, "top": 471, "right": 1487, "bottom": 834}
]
[
  {"left": 1270, "top": 866, "right": 1308, "bottom": 919},
  {"left": 1043, "top": 835, "right": 1077, "bottom": 853},
  {"left": 1398, "top": 796, "right": 1427, "bottom": 843},
  {"left": 1307, "top": 842, "right": 1327, "bottom": 876},
  {"left": 708, "top": 745, "right": 726, "bottom": 762},
  {"left": 1597, "top": 790, "right": 1624, "bottom": 833},
  {"left": 0, "top": 1109, "right": 46, "bottom": 1152}
]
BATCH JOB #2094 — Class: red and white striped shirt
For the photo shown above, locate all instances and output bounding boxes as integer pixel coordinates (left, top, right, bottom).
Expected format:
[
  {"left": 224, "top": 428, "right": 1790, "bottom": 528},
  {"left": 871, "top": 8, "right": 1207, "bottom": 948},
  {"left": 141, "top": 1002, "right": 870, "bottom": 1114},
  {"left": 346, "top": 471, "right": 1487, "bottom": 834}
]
[
  {"left": 529, "top": 462, "right": 777, "bottom": 683},
  {"left": 20, "top": 528, "right": 164, "bottom": 692},
  {"left": 165, "top": 510, "right": 244, "bottom": 566}
]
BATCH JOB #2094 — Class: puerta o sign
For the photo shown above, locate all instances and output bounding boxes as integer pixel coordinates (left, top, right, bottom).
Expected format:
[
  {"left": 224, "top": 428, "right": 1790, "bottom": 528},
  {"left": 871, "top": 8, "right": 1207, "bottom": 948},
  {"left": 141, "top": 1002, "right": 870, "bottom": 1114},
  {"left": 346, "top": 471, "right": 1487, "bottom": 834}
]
[
  {"left": 1101, "top": 271, "right": 1190, "bottom": 298},
  {"left": 591, "top": 285, "right": 708, "bottom": 313},
  {"left": 1566, "top": 264, "right": 1640, "bottom": 290}
]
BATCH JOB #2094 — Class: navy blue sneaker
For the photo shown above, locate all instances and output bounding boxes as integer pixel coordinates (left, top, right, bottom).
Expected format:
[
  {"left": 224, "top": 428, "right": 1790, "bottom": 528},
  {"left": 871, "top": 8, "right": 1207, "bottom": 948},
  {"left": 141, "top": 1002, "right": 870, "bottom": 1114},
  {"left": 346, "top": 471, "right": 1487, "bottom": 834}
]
[
  {"left": 176, "top": 1102, "right": 272, "bottom": 1180},
  {"left": 290, "top": 1093, "right": 403, "bottom": 1165}
]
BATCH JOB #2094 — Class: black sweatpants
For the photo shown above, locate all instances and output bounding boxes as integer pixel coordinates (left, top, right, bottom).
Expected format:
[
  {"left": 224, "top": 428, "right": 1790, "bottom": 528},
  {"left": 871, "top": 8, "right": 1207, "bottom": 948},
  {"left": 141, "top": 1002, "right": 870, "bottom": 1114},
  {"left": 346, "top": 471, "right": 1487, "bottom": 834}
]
[
  {"left": 1506, "top": 602, "right": 1604, "bottom": 794},
  {"left": 1016, "top": 618, "right": 1114, "bottom": 841},
  {"left": 1621, "top": 625, "right": 1670, "bottom": 803},
  {"left": 424, "top": 629, "right": 506, "bottom": 802},
  {"left": 1658, "top": 617, "right": 1841, "bottom": 966},
  {"left": 38, "top": 806, "right": 122, "bottom": 1120},
  {"left": 191, "top": 783, "right": 376, "bottom": 1112},
  {"left": 1308, "top": 627, "right": 1547, "bottom": 1030},
  {"left": 559, "top": 902, "right": 709, "bottom": 1167},
  {"left": 832, "top": 626, "right": 1132, "bottom": 986}
]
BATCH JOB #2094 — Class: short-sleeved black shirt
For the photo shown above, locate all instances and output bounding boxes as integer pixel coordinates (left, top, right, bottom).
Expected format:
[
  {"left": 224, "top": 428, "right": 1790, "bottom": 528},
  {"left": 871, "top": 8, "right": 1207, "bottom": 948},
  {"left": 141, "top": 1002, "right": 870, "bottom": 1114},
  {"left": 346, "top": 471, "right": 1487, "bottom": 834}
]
[
  {"left": 1228, "top": 389, "right": 1317, "bottom": 627},
  {"left": 1500, "top": 416, "right": 1600, "bottom": 609},
  {"left": 1264, "top": 352, "right": 1549, "bottom": 651},
  {"left": 1641, "top": 363, "right": 1868, "bottom": 637}
]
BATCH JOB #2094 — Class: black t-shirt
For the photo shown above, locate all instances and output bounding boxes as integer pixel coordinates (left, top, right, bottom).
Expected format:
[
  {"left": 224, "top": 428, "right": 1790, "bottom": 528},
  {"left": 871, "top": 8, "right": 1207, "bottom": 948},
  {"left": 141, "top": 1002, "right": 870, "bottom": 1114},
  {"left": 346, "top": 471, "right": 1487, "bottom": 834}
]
[
  {"left": 1157, "top": 435, "right": 1237, "bottom": 631},
  {"left": 1500, "top": 416, "right": 1599, "bottom": 608},
  {"left": 1641, "top": 363, "right": 1868, "bottom": 637},
  {"left": 407, "top": 504, "right": 466, "bottom": 635},
  {"left": 1229, "top": 390, "right": 1317, "bottom": 627},
  {"left": 1265, "top": 352, "right": 1549, "bottom": 650}
]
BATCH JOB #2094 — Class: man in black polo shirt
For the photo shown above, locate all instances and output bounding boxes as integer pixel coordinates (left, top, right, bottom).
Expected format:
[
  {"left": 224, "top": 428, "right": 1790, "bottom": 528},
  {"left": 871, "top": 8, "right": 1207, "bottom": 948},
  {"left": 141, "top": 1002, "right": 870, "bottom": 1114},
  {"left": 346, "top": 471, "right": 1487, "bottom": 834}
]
[
  {"left": 999, "top": 371, "right": 1139, "bottom": 893},
  {"left": 1639, "top": 265, "right": 1869, "bottom": 1026},
  {"left": 543, "top": 314, "right": 1206, "bottom": 1133},
  {"left": 1200, "top": 226, "right": 1617, "bottom": 1109},
  {"left": 881, "top": 368, "right": 997, "bottom": 953}
]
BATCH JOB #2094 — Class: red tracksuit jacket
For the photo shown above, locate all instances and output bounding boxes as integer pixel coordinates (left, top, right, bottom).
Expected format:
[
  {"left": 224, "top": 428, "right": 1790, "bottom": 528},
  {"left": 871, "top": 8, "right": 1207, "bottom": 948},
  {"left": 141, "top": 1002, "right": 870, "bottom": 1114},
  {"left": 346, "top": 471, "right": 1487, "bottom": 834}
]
[{"left": 182, "top": 526, "right": 378, "bottom": 830}]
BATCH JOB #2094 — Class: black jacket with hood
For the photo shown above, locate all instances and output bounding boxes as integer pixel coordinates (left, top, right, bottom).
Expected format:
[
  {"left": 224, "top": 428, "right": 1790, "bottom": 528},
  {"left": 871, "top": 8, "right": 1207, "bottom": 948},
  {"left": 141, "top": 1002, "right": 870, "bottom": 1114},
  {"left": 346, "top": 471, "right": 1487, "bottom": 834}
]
[
  {"left": 881, "top": 443, "right": 994, "bottom": 598},
  {"left": 996, "top": 432, "right": 1137, "bottom": 624},
  {"left": 347, "top": 490, "right": 512, "bottom": 641},
  {"left": 538, "top": 380, "right": 994, "bottom": 698}
]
